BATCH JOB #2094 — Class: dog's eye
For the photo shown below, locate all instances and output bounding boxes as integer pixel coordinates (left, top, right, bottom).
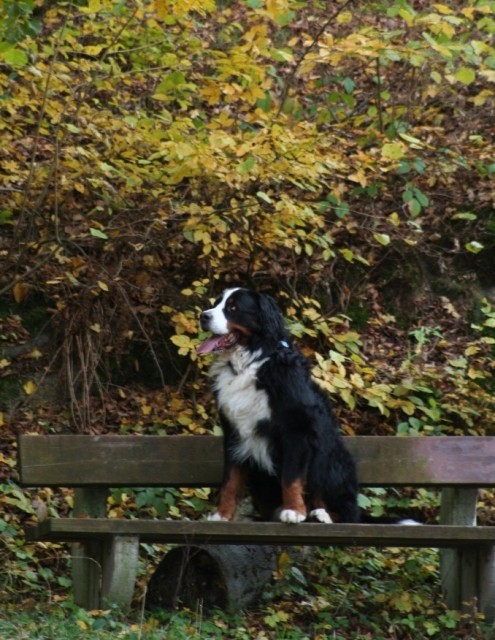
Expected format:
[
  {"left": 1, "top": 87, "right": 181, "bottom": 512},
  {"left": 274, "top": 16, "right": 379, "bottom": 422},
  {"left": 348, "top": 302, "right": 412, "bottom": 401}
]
[{"left": 228, "top": 304, "right": 237, "bottom": 312}]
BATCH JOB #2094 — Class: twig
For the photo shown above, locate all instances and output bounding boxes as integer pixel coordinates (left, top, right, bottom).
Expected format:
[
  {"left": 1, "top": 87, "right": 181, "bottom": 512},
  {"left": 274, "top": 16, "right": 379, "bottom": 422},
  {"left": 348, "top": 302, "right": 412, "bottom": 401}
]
[
  {"left": 0, "top": 0, "right": 74, "bottom": 277},
  {"left": 274, "top": 0, "right": 355, "bottom": 120},
  {"left": 0, "top": 246, "right": 58, "bottom": 297}
]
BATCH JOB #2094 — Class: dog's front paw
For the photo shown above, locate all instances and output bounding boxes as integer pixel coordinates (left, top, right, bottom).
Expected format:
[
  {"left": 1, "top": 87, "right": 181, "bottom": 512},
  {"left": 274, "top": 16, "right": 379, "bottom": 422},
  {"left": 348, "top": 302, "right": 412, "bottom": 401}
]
[
  {"left": 309, "top": 508, "right": 333, "bottom": 524},
  {"left": 279, "top": 509, "right": 306, "bottom": 524},
  {"left": 207, "top": 511, "right": 229, "bottom": 522}
]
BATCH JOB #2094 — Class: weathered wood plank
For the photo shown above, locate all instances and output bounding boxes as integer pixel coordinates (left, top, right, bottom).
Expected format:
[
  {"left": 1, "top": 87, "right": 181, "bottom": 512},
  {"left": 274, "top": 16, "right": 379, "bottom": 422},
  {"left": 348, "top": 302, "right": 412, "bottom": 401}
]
[
  {"left": 23, "top": 519, "right": 495, "bottom": 548},
  {"left": 18, "top": 435, "right": 224, "bottom": 487},
  {"left": 18, "top": 435, "right": 495, "bottom": 487}
]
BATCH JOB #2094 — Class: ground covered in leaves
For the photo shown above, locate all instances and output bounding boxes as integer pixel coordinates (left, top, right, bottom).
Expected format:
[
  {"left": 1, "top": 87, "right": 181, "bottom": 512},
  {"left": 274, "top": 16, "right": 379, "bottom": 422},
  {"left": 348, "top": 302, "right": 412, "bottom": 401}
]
[{"left": 0, "top": 545, "right": 494, "bottom": 639}]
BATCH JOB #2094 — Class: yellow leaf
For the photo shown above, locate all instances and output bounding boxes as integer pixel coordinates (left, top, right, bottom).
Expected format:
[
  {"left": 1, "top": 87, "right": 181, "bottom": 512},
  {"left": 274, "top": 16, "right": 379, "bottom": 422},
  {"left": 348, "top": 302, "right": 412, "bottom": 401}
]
[
  {"left": 90, "top": 323, "right": 101, "bottom": 333},
  {"left": 336, "top": 11, "right": 353, "bottom": 23},
  {"left": 388, "top": 212, "right": 400, "bottom": 227},
  {"left": 13, "top": 282, "right": 29, "bottom": 303},
  {"left": 465, "top": 345, "right": 479, "bottom": 356},
  {"left": 24, "top": 381, "right": 37, "bottom": 395},
  {"left": 0, "top": 412, "right": 3, "bottom": 426},
  {"left": 381, "top": 143, "right": 404, "bottom": 160},
  {"left": 84, "top": 45, "right": 103, "bottom": 56},
  {"left": 98, "top": 281, "right": 109, "bottom": 292},
  {"left": 278, "top": 551, "right": 290, "bottom": 573},
  {"left": 76, "top": 620, "right": 88, "bottom": 630},
  {"left": 433, "top": 4, "right": 453, "bottom": 14},
  {"left": 0, "top": 358, "right": 10, "bottom": 369},
  {"left": 141, "top": 404, "right": 152, "bottom": 416},
  {"left": 29, "top": 348, "right": 43, "bottom": 359},
  {"left": 155, "top": 0, "right": 168, "bottom": 19}
]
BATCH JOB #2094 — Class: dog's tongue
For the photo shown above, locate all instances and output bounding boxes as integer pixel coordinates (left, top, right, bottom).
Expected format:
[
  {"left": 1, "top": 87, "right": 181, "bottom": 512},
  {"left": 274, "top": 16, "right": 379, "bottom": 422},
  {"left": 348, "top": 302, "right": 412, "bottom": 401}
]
[{"left": 196, "top": 335, "right": 225, "bottom": 355}]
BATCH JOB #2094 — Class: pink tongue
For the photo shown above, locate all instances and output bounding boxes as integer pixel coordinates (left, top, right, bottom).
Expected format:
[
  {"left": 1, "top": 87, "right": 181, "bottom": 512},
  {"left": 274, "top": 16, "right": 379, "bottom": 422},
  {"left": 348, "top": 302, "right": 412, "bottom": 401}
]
[{"left": 196, "top": 335, "right": 225, "bottom": 355}]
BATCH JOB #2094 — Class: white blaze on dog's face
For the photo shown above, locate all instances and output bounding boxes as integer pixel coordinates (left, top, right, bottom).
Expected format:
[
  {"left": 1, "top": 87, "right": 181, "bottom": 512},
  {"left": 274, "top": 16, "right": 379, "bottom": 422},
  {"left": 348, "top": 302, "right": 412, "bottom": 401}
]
[{"left": 202, "top": 288, "right": 240, "bottom": 335}]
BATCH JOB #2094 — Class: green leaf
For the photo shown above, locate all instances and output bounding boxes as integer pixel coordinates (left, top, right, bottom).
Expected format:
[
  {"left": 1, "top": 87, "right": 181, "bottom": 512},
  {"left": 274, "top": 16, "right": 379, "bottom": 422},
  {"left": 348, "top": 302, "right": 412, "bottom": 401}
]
[
  {"left": 0, "top": 210, "right": 13, "bottom": 225},
  {"left": 374, "top": 233, "right": 390, "bottom": 246},
  {"left": 455, "top": 66, "right": 476, "bottom": 85},
  {"left": 413, "top": 158, "right": 427, "bottom": 174},
  {"left": 335, "top": 202, "right": 349, "bottom": 218},
  {"left": 156, "top": 71, "right": 186, "bottom": 92},
  {"left": 409, "top": 198, "right": 421, "bottom": 217},
  {"left": 237, "top": 157, "right": 256, "bottom": 174},
  {"left": 256, "top": 191, "right": 272, "bottom": 203},
  {"left": 343, "top": 77, "right": 355, "bottom": 93},
  {"left": 397, "top": 161, "right": 411, "bottom": 174},
  {"left": 358, "top": 493, "right": 372, "bottom": 508},
  {"left": 2, "top": 48, "right": 28, "bottom": 66},
  {"left": 413, "top": 188, "right": 429, "bottom": 207},
  {"left": 90, "top": 228, "right": 108, "bottom": 239},
  {"left": 452, "top": 212, "right": 477, "bottom": 220},
  {"left": 399, "top": 133, "right": 422, "bottom": 145},
  {"left": 277, "top": 10, "right": 295, "bottom": 26},
  {"left": 256, "top": 93, "right": 271, "bottom": 112}
]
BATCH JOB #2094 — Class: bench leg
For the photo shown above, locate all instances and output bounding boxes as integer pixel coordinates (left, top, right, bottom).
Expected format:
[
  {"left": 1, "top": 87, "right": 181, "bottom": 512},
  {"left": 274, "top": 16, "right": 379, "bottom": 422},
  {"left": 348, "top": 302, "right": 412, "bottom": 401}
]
[
  {"left": 478, "top": 545, "right": 495, "bottom": 623},
  {"left": 72, "top": 535, "right": 140, "bottom": 611},
  {"left": 71, "top": 488, "right": 140, "bottom": 610},
  {"left": 438, "top": 487, "right": 495, "bottom": 619},
  {"left": 101, "top": 536, "right": 140, "bottom": 610},
  {"left": 439, "top": 488, "right": 477, "bottom": 611},
  {"left": 72, "top": 488, "right": 108, "bottom": 609},
  {"left": 72, "top": 539, "right": 105, "bottom": 609}
]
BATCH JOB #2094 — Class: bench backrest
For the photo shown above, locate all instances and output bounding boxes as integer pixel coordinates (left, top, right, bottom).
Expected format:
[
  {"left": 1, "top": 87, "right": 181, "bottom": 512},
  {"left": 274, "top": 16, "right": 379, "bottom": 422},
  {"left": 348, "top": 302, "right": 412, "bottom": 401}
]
[{"left": 17, "top": 435, "right": 495, "bottom": 488}]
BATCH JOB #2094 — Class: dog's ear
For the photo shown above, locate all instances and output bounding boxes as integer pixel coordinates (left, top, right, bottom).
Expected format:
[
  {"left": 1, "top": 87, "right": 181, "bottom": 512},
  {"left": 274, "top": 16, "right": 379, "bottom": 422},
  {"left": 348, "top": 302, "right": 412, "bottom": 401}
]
[{"left": 257, "top": 293, "right": 286, "bottom": 337}]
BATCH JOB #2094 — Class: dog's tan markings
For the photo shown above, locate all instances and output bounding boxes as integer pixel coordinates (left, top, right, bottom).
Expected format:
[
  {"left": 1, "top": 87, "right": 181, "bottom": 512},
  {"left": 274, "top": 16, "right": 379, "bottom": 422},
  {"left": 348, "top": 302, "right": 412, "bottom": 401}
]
[
  {"left": 216, "top": 466, "right": 245, "bottom": 521},
  {"left": 281, "top": 478, "right": 307, "bottom": 517},
  {"left": 226, "top": 321, "right": 252, "bottom": 338}
]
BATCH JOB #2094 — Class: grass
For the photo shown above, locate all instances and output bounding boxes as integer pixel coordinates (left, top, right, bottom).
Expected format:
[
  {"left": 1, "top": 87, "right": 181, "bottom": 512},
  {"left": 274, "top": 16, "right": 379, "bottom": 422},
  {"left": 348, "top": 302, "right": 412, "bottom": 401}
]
[{"left": 2, "top": 547, "right": 495, "bottom": 639}]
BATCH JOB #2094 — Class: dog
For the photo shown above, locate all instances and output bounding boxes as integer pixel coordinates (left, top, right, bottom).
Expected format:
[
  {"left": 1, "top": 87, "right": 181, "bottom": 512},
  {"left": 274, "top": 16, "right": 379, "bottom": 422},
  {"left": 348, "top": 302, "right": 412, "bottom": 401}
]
[{"left": 197, "top": 287, "right": 417, "bottom": 525}]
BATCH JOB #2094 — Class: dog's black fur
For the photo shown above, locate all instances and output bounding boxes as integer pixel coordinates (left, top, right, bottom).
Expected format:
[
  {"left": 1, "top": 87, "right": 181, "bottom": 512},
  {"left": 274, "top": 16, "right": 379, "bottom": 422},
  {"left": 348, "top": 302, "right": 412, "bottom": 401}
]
[{"left": 197, "top": 288, "right": 413, "bottom": 524}]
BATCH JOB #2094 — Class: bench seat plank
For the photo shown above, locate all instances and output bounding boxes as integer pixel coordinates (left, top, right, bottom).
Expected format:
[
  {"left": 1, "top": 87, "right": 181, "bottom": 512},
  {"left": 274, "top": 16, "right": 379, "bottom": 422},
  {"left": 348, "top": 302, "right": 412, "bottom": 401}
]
[
  {"left": 18, "top": 435, "right": 495, "bottom": 487},
  {"left": 24, "top": 519, "right": 495, "bottom": 548}
]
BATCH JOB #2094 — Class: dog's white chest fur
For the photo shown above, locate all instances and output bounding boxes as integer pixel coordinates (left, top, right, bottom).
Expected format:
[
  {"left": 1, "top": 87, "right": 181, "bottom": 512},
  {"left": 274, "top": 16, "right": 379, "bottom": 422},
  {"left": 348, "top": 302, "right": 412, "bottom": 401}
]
[{"left": 210, "top": 349, "right": 274, "bottom": 474}]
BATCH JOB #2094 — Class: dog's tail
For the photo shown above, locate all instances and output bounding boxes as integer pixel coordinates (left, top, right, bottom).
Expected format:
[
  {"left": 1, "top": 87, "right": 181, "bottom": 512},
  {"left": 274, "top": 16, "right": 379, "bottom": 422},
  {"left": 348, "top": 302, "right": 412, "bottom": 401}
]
[{"left": 359, "top": 512, "right": 421, "bottom": 525}]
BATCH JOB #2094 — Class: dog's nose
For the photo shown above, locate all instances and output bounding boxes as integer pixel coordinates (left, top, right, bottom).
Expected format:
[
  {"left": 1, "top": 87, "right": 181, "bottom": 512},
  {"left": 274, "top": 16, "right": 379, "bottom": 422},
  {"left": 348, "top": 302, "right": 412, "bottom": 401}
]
[{"left": 200, "top": 311, "right": 211, "bottom": 329}]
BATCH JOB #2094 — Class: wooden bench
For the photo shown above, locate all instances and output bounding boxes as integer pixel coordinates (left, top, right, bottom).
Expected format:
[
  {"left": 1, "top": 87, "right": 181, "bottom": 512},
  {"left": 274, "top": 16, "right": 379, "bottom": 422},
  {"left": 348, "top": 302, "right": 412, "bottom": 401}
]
[{"left": 18, "top": 435, "right": 495, "bottom": 620}]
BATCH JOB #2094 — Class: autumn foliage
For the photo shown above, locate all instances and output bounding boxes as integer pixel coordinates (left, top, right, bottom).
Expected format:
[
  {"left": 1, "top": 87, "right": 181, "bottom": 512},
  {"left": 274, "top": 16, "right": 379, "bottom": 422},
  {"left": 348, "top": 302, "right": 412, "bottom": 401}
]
[{"left": 0, "top": 0, "right": 495, "bottom": 436}]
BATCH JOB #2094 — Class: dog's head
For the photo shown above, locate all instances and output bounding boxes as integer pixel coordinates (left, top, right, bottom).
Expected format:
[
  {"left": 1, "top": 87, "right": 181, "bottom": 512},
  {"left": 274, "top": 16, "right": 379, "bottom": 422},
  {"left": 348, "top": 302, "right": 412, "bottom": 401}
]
[{"left": 196, "top": 288, "right": 286, "bottom": 355}]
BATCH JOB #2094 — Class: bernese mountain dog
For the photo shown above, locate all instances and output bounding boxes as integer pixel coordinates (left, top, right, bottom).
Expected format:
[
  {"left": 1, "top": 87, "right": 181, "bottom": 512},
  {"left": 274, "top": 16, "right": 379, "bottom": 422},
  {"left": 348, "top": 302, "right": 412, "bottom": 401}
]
[{"left": 197, "top": 287, "right": 417, "bottom": 525}]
